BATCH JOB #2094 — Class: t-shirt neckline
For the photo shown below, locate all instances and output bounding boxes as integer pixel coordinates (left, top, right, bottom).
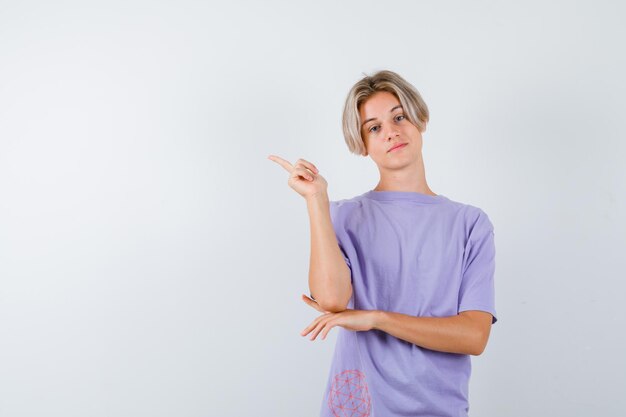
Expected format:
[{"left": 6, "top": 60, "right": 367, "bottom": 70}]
[{"left": 363, "top": 189, "right": 449, "bottom": 204}]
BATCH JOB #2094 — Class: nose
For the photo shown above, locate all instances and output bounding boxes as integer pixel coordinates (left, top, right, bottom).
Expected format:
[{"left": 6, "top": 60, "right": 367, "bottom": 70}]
[{"left": 383, "top": 124, "right": 400, "bottom": 141}]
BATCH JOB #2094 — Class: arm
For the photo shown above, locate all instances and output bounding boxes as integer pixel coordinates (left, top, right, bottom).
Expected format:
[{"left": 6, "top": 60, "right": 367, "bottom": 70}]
[
  {"left": 371, "top": 310, "right": 493, "bottom": 356},
  {"left": 306, "top": 192, "right": 352, "bottom": 313}
]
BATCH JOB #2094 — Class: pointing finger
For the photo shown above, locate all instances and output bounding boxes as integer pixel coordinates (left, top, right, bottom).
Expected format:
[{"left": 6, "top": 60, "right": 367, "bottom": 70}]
[{"left": 267, "top": 155, "right": 294, "bottom": 173}]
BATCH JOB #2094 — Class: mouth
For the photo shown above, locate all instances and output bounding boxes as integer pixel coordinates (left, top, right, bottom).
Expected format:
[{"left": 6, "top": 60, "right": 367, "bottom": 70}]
[{"left": 388, "top": 143, "right": 408, "bottom": 153}]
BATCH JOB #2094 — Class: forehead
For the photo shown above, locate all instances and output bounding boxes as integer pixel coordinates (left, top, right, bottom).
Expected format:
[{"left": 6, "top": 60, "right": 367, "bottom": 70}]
[{"left": 359, "top": 91, "right": 401, "bottom": 119}]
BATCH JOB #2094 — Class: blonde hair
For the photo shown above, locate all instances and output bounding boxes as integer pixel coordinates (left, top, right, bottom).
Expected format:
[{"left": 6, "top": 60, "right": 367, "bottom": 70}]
[{"left": 342, "top": 70, "right": 429, "bottom": 156}]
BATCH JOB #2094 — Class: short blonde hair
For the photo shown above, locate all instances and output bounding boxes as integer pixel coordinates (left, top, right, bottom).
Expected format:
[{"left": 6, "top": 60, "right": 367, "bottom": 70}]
[{"left": 342, "top": 70, "right": 430, "bottom": 156}]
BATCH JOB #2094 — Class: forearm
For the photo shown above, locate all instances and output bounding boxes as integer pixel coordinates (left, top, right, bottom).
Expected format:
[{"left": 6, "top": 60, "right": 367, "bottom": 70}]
[
  {"left": 306, "top": 193, "right": 352, "bottom": 312},
  {"left": 371, "top": 310, "right": 483, "bottom": 355}
]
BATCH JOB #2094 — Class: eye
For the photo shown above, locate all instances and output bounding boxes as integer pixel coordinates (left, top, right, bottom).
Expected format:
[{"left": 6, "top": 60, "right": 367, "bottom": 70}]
[{"left": 367, "top": 114, "right": 405, "bottom": 134}]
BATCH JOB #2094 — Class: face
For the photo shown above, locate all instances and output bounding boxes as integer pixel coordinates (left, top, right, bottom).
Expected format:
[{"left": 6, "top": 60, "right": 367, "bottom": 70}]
[{"left": 359, "top": 91, "right": 425, "bottom": 169}]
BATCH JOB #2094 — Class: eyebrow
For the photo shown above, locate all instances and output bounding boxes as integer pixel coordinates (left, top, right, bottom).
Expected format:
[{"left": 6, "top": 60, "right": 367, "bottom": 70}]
[{"left": 361, "top": 105, "right": 403, "bottom": 129}]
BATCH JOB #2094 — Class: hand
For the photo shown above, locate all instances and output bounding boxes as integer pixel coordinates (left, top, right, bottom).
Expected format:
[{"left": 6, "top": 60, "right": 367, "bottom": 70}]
[
  {"left": 299, "top": 294, "right": 376, "bottom": 341},
  {"left": 267, "top": 155, "right": 328, "bottom": 199}
]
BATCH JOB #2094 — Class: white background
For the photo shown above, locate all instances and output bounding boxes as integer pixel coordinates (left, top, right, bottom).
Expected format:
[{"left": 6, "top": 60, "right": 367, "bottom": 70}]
[{"left": 1, "top": 1, "right": 625, "bottom": 416}]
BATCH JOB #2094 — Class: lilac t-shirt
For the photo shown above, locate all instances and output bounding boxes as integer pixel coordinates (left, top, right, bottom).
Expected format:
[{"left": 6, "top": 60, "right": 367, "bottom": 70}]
[{"left": 319, "top": 189, "right": 497, "bottom": 417}]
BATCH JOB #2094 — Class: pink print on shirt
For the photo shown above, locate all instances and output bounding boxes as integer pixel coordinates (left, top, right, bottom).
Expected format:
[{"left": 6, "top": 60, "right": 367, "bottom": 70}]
[{"left": 328, "top": 369, "right": 372, "bottom": 417}]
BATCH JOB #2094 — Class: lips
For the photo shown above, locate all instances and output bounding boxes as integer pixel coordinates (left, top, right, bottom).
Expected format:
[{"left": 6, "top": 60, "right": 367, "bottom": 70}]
[{"left": 388, "top": 143, "right": 407, "bottom": 152}]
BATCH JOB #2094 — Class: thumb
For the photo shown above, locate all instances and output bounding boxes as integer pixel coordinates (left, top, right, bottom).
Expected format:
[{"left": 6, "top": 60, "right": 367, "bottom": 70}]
[{"left": 301, "top": 294, "right": 327, "bottom": 312}]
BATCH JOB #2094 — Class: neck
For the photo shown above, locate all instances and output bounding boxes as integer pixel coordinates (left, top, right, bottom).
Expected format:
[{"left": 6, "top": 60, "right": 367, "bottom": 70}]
[{"left": 373, "top": 155, "right": 436, "bottom": 196}]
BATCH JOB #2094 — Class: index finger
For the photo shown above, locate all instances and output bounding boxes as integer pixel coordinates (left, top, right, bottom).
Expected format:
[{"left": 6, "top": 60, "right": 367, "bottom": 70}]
[{"left": 267, "top": 154, "right": 294, "bottom": 173}]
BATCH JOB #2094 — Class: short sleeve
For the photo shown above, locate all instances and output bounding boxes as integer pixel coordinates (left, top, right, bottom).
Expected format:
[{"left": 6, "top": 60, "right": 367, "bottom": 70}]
[
  {"left": 458, "top": 209, "right": 498, "bottom": 324},
  {"left": 329, "top": 201, "right": 353, "bottom": 275}
]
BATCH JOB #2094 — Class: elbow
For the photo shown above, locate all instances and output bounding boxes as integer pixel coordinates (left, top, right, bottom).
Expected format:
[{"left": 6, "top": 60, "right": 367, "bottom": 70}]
[
  {"left": 317, "top": 289, "right": 352, "bottom": 313},
  {"left": 318, "top": 298, "right": 349, "bottom": 313},
  {"left": 311, "top": 283, "right": 352, "bottom": 313},
  {"left": 470, "top": 334, "right": 489, "bottom": 356},
  {"left": 470, "top": 346, "right": 485, "bottom": 356}
]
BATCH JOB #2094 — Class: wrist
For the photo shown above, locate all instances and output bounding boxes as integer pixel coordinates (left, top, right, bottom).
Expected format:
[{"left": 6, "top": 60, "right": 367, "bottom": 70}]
[
  {"left": 305, "top": 191, "right": 329, "bottom": 206},
  {"left": 370, "top": 310, "right": 386, "bottom": 330}
]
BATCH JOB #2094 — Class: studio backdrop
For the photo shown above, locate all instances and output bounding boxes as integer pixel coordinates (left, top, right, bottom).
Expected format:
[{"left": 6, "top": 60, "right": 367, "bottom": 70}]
[{"left": 0, "top": 1, "right": 624, "bottom": 416}]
